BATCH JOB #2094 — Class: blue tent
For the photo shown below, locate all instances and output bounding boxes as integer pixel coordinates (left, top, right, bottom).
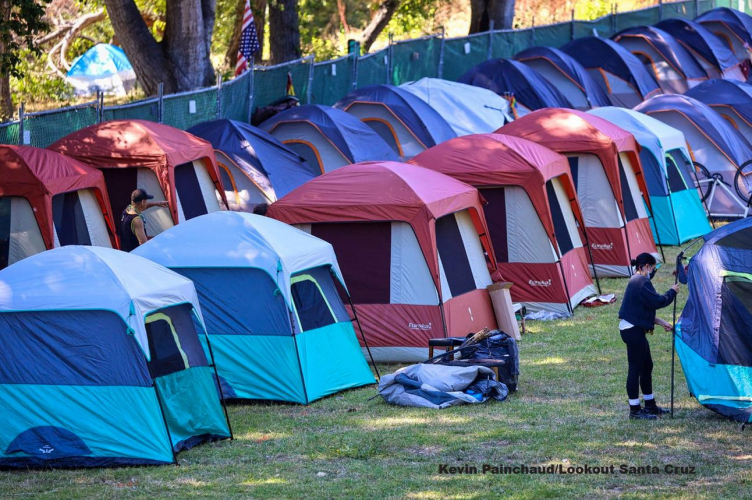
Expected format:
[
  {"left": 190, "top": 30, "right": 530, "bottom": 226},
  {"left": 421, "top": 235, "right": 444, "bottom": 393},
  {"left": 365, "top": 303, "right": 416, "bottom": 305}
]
[
  {"left": 696, "top": 7, "right": 752, "bottom": 62},
  {"left": 561, "top": 36, "right": 662, "bottom": 108},
  {"left": 514, "top": 46, "right": 611, "bottom": 110},
  {"left": 66, "top": 44, "right": 136, "bottom": 96},
  {"left": 656, "top": 18, "right": 744, "bottom": 81},
  {"left": 188, "top": 119, "right": 317, "bottom": 212},
  {"left": 677, "top": 217, "right": 752, "bottom": 423},
  {"left": 0, "top": 246, "right": 231, "bottom": 468},
  {"left": 612, "top": 26, "right": 708, "bottom": 94},
  {"left": 334, "top": 84, "right": 457, "bottom": 159},
  {"left": 634, "top": 94, "right": 752, "bottom": 218},
  {"left": 685, "top": 79, "right": 752, "bottom": 143},
  {"left": 458, "top": 58, "right": 573, "bottom": 116},
  {"left": 588, "top": 107, "right": 711, "bottom": 245},
  {"left": 259, "top": 105, "right": 398, "bottom": 173},
  {"left": 134, "top": 212, "right": 376, "bottom": 404}
]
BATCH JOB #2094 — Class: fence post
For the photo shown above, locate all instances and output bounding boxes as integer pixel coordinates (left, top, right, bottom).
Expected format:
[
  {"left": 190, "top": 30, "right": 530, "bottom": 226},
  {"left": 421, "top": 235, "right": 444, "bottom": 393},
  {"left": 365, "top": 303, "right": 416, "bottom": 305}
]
[
  {"left": 487, "top": 20, "right": 495, "bottom": 60},
  {"left": 351, "top": 51, "right": 359, "bottom": 90},
  {"left": 570, "top": 10, "right": 575, "bottom": 41},
  {"left": 613, "top": 4, "right": 618, "bottom": 34},
  {"left": 532, "top": 16, "right": 536, "bottom": 46},
  {"left": 387, "top": 32, "right": 394, "bottom": 85},
  {"left": 307, "top": 55, "right": 314, "bottom": 104},
  {"left": 216, "top": 73, "right": 223, "bottom": 120},
  {"left": 438, "top": 27, "right": 446, "bottom": 79},
  {"left": 658, "top": 0, "right": 663, "bottom": 21},
  {"left": 18, "top": 103, "right": 25, "bottom": 146},
  {"left": 158, "top": 83, "right": 164, "bottom": 123},
  {"left": 99, "top": 91, "right": 104, "bottom": 123},
  {"left": 248, "top": 63, "right": 255, "bottom": 123}
]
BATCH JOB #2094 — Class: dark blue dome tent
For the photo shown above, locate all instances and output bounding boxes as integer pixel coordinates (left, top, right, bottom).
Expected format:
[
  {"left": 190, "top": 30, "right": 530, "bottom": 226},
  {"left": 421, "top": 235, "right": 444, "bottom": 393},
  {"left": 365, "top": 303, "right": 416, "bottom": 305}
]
[
  {"left": 612, "top": 26, "right": 708, "bottom": 94},
  {"left": 561, "top": 36, "right": 662, "bottom": 108},
  {"left": 634, "top": 93, "right": 752, "bottom": 219},
  {"left": 514, "top": 46, "right": 611, "bottom": 110},
  {"left": 656, "top": 18, "right": 745, "bottom": 81},
  {"left": 334, "top": 84, "right": 457, "bottom": 159},
  {"left": 685, "top": 79, "right": 752, "bottom": 143},
  {"left": 696, "top": 7, "right": 752, "bottom": 64},
  {"left": 458, "top": 58, "right": 573, "bottom": 118},
  {"left": 259, "top": 104, "right": 398, "bottom": 174},
  {"left": 676, "top": 217, "right": 752, "bottom": 423},
  {"left": 188, "top": 119, "right": 317, "bottom": 212}
]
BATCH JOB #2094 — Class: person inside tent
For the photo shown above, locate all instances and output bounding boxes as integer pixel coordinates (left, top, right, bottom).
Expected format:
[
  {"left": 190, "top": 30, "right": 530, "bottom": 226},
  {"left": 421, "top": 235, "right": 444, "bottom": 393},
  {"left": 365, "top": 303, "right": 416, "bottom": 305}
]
[
  {"left": 617, "top": 253, "right": 679, "bottom": 420},
  {"left": 120, "top": 189, "right": 168, "bottom": 252}
]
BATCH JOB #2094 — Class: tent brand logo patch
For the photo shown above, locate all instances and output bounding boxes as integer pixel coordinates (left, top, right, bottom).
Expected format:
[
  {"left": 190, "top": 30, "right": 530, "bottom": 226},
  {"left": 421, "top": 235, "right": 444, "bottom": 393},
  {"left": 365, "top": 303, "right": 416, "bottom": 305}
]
[
  {"left": 592, "top": 243, "right": 614, "bottom": 250},
  {"left": 528, "top": 279, "right": 552, "bottom": 287},
  {"left": 39, "top": 445, "right": 55, "bottom": 454},
  {"left": 409, "top": 322, "right": 432, "bottom": 331}
]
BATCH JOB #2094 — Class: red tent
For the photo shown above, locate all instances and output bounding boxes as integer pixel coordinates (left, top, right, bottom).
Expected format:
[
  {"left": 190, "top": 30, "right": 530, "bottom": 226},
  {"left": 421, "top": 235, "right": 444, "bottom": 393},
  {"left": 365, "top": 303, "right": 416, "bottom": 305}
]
[
  {"left": 268, "top": 161, "right": 499, "bottom": 362},
  {"left": 0, "top": 145, "right": 116, "bottom": 267},
  {"left": 49, "top": 120, "right": 228, "bottom": 236},
  {"left": 411, "top": 133, "right": 598, "bottom": 314},
  {"left": 498, "top": 109, "right": 658, "bottom": 277}
]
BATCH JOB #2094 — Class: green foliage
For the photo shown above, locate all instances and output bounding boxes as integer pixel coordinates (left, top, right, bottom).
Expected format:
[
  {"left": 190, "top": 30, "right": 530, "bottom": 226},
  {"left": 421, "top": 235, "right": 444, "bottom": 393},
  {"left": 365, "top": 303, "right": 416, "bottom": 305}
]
[
  {"left": 0, "top": 0, "right": 51, "bottom": 78},
  {"left": 10, "top": 50, "right": 74, "bottom": 106},
  {"left": 382, "top": 0, "right": 446, "bottom": 39},
  {"left": 213, "top": 0, "right": 239, "bottom": 64},
  {"left": 574, "top": 0, "right": 611, "bottom": 21}
]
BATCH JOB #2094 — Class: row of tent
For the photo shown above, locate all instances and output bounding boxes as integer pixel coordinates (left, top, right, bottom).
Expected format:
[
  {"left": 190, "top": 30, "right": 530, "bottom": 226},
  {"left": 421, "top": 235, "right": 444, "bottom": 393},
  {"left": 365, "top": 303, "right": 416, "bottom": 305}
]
[{"left": 3, "top": 7, "right": 752, "bottom": 466}]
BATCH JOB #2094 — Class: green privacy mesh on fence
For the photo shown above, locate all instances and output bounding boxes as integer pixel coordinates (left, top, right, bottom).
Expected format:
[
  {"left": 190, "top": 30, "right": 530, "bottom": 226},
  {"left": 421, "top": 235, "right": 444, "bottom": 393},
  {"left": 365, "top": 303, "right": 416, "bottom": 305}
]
[{"left": 0, "top": 0, "right": 739, "bottom": 146}]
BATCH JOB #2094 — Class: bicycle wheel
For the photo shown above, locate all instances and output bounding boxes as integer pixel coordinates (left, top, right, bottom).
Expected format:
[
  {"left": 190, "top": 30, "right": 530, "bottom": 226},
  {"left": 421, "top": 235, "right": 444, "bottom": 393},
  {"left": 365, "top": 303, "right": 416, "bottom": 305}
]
[
  {"left": 734, "top": 159, "right": 752, "bottom": 208},
  {"left": 692, "top": 161, "right": 713, "bottom": 202}
]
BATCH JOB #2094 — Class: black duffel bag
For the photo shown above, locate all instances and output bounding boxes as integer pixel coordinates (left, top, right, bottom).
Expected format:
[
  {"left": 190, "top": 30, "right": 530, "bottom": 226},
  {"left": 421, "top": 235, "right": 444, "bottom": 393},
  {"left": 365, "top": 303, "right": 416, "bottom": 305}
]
[{"left": 467, "top": 331, "right": 519, "bottom": 392}]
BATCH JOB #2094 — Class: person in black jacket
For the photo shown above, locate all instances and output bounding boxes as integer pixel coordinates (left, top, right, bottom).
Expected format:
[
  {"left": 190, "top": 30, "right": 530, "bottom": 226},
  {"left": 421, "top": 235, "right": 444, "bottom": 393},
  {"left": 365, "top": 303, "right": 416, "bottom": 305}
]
[{"left": 617, "top": 253, "right": 679, "bottom": 420}]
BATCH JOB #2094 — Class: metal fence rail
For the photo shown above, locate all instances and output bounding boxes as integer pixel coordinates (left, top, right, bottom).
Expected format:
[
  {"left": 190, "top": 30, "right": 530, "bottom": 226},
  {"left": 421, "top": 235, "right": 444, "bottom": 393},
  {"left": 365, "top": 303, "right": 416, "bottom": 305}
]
[{"left": 0, "top": 0, "right": 729, "bottom": 147}]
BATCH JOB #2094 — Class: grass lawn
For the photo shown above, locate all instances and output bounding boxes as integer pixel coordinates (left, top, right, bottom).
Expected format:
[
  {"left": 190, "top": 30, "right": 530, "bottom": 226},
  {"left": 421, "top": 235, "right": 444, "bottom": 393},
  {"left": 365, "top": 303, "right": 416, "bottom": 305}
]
[{"left": 2, "top": 244, "right": 751, "bottom": 499}]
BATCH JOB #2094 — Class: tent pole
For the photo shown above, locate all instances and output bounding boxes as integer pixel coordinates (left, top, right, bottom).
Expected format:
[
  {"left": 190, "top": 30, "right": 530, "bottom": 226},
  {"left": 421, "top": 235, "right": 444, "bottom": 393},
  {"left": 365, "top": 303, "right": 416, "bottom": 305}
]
[
  {"left": 347, "top": 295, "right": 380, "bottom": 380},
  {"left": 556, "top": 258, "right": 574, "bottom": 315},
  {"left": 670, "top": 252, "right": 682, "bottom": 419},
  {"left": 692, "top": 161, "right": 715, "bottom": 229},
  {"left": 145, "top": 364, "right": 179, "bottom": 465},
  {"left": 198, "top": 324, "right": 234, "bottom": 440},
  {"left": 648, "top": 199, "right": 666, "bottom": 262},
  {"left": 289, "top": 311, "right": 311, "bottom": 405},
  {"left": 576, "top": 209, "right": 602, "bottom": 294}
]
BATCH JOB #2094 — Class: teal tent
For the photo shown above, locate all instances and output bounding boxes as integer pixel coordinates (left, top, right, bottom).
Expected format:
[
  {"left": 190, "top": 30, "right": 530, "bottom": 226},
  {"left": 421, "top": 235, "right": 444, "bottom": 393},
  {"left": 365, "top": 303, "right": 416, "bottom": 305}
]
[
  {"left": 134, "top": 212, "right": 376, "bottom": 403},
  {"left": 0, "top": 246, "right": 231, "bottom": 468},
  {"left": 588, "top": 107, "right": 711, "bottom": 245}
]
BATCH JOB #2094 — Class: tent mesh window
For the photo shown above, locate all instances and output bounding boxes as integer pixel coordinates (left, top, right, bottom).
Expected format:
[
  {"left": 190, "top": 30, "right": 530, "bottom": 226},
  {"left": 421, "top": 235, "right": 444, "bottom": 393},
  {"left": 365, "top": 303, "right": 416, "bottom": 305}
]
[
  {"left": 0, "top": 197, "right": 13, "bottom": 269},
  {"left": 174, "top": 162, "right": 209, "bottom": 220},
  {"left": 435, "top": 212, "right": 476, "bottom": 297},
  {"left": 716, "top": 227, "right": 752, "bottom": 250},
  {"left": 52, "top": 191, "right": 92, "bottom": 246},
  {"left": 617, "top": 156, "right": 640, "bottom": 222},
  {"left": 311, "top": 222, "right": 391, "bottom": 304},
  {"left": 290, "top": 266, "right": 349, "bottom": 332},
  {"left": 145, "top": 304, "right": 209, "bottom": 378},
  {"left": 718, "top": 273, "right": 752, "bottom": 367},
  {"left": 479, "top": 187, "right": 508, "bottom": 263},
  {"left": 546, "top": 180, "right": 575, "bottom": 256},
  {"left": 666, "top": 149, "right": 694, "bottom": 192}
]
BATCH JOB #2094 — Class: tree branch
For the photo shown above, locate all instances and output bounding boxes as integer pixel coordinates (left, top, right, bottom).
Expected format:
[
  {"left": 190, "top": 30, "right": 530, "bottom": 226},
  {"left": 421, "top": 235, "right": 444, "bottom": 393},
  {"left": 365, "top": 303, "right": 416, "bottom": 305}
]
[
  {"left": 58, "top": 8, "right": 106, "bottom": 70},
  {"left": 360, "top": 0, "right": 401, "bottom": 53}
]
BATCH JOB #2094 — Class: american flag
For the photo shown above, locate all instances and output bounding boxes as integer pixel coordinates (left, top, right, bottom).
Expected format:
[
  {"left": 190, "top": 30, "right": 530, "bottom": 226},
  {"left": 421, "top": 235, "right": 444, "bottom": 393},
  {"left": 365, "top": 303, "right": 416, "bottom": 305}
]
[{"left": 235, "top": 0, "right": 260, "bottom": 76}]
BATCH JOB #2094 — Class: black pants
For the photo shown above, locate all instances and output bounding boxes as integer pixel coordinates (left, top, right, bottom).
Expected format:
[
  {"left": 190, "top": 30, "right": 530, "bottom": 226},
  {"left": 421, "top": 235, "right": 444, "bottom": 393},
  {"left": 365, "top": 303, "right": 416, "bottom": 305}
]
[{"left": 620, "top": 326, "right": 653, "bottom": 400}]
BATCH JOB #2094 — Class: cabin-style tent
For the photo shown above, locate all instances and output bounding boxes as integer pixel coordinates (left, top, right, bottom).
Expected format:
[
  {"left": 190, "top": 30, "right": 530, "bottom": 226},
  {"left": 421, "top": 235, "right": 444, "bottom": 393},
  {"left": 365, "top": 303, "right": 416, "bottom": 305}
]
[
  {"left": 268, "top": 161, "right": 499, "bottom": 362},
  {"left": 49, "top": 120, "right": 226, "bottom": 239},
  {"left": 458, "top": 58, "right": 573, "bottom": 117},
  {"left": 188, "top": 119, "right": 317, "bottom": 212},
  {"left": 499, "top": 109, "right": 659, "bottom": 277},
  {"left": 677, "top": 217, "right": 752, "bottom": 423},
  {"left": 399, "top": 78, "right": 513, "bottom": 136},
  {"left": 65, "top": 44, "right": 136, "bottom": 96},
  {"left": 588, "top": 107, "right": 711, "bottom": 245},
  {"left": 0, "top": 146, "right": 116, "bottom": 269},
  {"left": 0, "top": 246, "right": 232, "bottom": 468},
  {"left": 411, "top": 134, "right": 597, "bottom": 315},
  {"left": 696, "top": 7, "right": 752, "bottom": 63},
  {"left": 612, "top": 26, "right": 708, "bottom": 93},
  {"left": 514, "top": 46, "right": 612, "bottom": 110},
  {"left": 634, "top": 94, "right": 752, "bottom": 218},
  {"left": 334, "top": 84, "right": 457, "bottom": 159},
  {"left": 685, "top": 79, "right": 752, "bottom": 142},
  {"left": 656, "top": 18, "right": 745, "bottom": 81},
  {"left": 134, "top": 212, "right": 376, "bottom": 404},
  {"left": 259, "top": 105, "right": 398, "bottom": 173},
  {"left": 561, "top": 37, "right": 662, "bottom": 108}
]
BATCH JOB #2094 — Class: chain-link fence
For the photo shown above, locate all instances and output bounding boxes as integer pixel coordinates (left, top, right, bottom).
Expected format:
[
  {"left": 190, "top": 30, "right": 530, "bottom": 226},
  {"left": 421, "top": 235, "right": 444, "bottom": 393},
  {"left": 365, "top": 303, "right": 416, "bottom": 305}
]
[{"left": 0, "top": 0, "right": 734, "bottom": 147}]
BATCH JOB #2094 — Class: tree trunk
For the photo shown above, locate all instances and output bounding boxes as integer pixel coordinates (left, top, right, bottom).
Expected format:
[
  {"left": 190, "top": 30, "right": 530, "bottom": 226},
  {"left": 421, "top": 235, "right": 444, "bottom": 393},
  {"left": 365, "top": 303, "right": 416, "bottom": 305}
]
[
  {"left": 469, "top": 0, "right": 515, "bottom": 34},
  {"left": 0, "top": 0, "right": 11, "bottom": 120},
  {"left": 104, "top": 0, "right": 175, "bottom": 94},
  {"left": 163, "top": 0, "right": 216, "bottom": 89},
  {"left": 269, "top": 0, "right": 300, "bottom": 64},
  {"left": 226, "top": 0, "right": 266, "bottom": 67},
  {"left": 360, "top": 0, "right": 401, "bottom": 53}
]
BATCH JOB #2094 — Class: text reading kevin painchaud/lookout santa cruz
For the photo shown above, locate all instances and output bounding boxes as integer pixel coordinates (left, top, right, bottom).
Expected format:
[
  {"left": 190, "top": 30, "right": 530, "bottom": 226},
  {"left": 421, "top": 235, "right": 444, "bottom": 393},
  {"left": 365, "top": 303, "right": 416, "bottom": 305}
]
[{"left": 438, "top": 464, "right": 696, "bottom": 475}]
